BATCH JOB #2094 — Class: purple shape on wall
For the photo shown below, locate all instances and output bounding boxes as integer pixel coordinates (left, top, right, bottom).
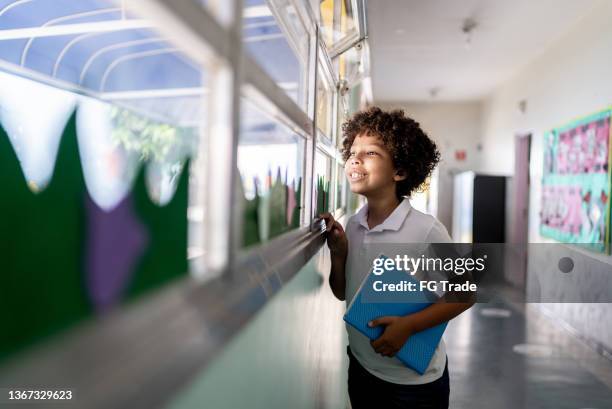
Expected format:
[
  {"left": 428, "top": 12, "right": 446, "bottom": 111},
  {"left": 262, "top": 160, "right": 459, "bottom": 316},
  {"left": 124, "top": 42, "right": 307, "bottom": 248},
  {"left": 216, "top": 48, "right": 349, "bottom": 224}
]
[{"left": 85, "top": 193, "right": 148, "bottom": 312}]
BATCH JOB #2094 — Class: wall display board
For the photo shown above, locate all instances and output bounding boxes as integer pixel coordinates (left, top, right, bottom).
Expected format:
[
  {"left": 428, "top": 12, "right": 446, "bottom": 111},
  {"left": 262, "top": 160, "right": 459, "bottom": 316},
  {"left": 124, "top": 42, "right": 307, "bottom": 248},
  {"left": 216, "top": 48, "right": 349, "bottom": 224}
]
[{"left": 540, "top": 109, "right": 612, "bottom": 253}]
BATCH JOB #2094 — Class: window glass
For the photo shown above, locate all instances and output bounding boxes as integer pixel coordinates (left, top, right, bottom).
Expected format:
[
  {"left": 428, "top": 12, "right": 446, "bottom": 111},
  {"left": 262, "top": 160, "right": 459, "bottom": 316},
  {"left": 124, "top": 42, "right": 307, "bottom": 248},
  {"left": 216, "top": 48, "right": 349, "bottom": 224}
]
[
  {"left": 319, "top": 0, "right": 357, "bottom": 48},
  {"left": 0, "top": 71, "right": 77, "bottom": 192},
  {"left": 335, "top": 43, "right": 365, "bottom": 87},
  {"left": 334, "top": 162, "right": 346, "bottom": 211},
  {"left": 238, "top": 98, "right": 305, "bottom": 248},
  {"left": 314, "top": 149, "right": 332, "bottom": 215},
  {"left": 316, "top": 66, "right": 334, "bottom": 138},
  {"left": 243, "top": 0, "right": 309, "bottom": 110},
  {"left": 267, "top": 0, "right": 310, "bottom": 60},
  {"left": 100, "top": 104, "right": 198, "bottom": 206},
  {"left": 76, "top": 97, "right": 139, "bottom": 210},
  {"left": 193, "top": 0, "right": 232, "bottom": 26},
  {"left": 0, "top": 0, "right": 206, "bottom": 209},
  {"left": 348, "top": 81, "right": 364, "bottom": 113},
  {"left": 0, "top": 0, "right": 207, "bottom": 361},
  {"left": 336, "top": 93, "right": 349, "bottom": 149}
]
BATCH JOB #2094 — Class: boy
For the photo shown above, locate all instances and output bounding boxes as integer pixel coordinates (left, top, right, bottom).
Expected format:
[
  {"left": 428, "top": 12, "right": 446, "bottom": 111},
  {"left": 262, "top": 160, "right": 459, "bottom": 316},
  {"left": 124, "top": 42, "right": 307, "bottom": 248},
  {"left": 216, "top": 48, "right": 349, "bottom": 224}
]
[{"left": 320, "top": 107, "right": 475, "bottom": 409}]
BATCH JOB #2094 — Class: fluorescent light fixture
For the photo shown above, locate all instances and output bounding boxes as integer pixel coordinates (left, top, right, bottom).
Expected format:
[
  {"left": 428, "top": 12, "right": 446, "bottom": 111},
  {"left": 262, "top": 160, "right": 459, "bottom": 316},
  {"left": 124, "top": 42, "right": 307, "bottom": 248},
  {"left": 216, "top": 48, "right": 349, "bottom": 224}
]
[{"left": 0, "top": 20, "right": 154, "bottom": 41}]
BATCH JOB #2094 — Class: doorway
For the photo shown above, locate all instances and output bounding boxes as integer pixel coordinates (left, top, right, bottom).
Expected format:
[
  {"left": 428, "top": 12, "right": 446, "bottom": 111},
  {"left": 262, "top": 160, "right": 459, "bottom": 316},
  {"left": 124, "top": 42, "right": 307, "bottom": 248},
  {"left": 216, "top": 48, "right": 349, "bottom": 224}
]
[{"left": 505, "top": 133, "right": 531, "bottom": 288}]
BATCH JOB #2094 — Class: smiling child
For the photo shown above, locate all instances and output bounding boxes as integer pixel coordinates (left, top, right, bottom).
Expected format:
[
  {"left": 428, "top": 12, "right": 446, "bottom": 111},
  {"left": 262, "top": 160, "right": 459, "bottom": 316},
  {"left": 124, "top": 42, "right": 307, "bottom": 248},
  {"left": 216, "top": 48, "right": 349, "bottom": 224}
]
[{"left": 320, "top": 106, "right": 475, "bottom": 409}]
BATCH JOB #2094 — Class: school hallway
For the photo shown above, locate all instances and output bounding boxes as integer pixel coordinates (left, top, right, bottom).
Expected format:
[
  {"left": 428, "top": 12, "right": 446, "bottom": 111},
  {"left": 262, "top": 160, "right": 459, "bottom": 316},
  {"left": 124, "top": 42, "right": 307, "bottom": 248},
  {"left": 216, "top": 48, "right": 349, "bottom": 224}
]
[
  {"left": 445, "top": 296, "right": 612, "bottom": 409},
  {"left": 0, "top": 0, "right": 612, "bottom": 408}
]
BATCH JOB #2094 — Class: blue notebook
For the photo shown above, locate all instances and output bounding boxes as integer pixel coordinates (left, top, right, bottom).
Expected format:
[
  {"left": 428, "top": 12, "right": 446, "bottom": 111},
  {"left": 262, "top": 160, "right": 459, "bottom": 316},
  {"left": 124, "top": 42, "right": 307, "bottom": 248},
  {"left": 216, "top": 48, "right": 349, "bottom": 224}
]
[{"left": 343, "top": 259, "right": 447, "bottom": 375}]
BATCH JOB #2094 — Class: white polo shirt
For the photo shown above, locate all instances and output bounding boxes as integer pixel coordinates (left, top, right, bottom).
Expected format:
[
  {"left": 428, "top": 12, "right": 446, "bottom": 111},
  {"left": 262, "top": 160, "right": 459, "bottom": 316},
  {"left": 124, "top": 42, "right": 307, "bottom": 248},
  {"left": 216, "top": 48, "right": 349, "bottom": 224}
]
[{"left": 345, "top": 198, "right": 453, "bottom": 385}]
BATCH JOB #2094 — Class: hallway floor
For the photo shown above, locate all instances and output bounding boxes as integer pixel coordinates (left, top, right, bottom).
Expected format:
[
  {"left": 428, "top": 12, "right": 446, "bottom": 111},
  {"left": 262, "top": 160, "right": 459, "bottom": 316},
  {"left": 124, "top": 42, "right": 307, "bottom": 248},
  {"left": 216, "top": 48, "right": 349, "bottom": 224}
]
[{"left": 445, "top": 295, "right": 612, "bottom": 409}]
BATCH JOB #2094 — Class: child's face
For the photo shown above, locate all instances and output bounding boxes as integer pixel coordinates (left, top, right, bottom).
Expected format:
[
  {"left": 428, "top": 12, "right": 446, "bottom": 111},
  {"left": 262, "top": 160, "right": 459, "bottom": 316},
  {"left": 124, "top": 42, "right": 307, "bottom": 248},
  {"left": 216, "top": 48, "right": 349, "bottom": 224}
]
[{"left": 345, "top": 133, "right": 405, "bottom": 199}]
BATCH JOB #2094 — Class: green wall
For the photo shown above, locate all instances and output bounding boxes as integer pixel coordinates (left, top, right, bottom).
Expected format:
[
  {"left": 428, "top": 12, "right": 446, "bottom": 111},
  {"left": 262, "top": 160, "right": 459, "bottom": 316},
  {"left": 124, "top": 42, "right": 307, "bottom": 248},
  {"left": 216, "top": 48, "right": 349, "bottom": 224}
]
[{"left": 167, "top": 250, "right": 349, "bottom": 409}]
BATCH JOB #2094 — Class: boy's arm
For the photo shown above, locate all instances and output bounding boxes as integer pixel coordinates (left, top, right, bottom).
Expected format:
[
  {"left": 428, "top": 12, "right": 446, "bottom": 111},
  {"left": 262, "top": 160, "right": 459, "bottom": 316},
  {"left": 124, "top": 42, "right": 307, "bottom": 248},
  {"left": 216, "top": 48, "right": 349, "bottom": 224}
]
[
  {"left": 329, "top": 252, "right": 347, "bottom": 301},
  {"left": 319, "top": 213, "right": 348, "bottom": 301},
  {"left": 401, "top": 277, "right": 477, "bottom": 333},
  {"left": 369, "top": 292, "right": 476, "bottom": 357}
]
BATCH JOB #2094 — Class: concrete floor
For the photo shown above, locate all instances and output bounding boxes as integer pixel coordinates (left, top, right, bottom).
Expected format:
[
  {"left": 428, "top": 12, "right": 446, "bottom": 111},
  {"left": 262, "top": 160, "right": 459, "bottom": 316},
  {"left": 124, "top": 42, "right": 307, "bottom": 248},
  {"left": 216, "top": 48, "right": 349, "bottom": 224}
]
[{"left": 445, "top": 294, "right": 612, "bottom": 409}]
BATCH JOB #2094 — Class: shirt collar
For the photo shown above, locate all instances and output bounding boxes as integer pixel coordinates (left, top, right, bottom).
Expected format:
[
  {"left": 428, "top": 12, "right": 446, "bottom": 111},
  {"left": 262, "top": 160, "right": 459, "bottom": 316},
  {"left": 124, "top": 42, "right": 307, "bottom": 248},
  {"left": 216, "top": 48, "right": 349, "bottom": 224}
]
[{"left": 356, "top": 198, "right": 412, "bottom": 232}]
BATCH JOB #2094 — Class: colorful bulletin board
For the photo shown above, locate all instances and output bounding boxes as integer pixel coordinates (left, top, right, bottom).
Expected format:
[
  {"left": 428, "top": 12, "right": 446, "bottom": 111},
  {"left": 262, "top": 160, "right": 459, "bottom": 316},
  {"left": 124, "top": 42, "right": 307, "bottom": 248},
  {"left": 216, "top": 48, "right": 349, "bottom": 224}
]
[{"left": 540, "top": 108, "right": 612, "bottom": 253}]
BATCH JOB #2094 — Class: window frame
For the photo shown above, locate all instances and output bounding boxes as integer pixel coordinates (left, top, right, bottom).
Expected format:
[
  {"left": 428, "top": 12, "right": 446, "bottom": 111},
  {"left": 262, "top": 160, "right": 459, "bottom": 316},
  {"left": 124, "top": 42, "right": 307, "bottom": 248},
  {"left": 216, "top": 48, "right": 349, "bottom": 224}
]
[{"left": 0, "top": 0, "right": 372, "bottom": 404}]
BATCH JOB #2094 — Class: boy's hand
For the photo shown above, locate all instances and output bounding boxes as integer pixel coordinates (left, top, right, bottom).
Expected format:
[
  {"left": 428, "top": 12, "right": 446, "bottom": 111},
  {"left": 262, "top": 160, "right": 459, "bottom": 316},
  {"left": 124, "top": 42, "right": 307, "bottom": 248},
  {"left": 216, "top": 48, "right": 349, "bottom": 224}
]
[
  {"left": 368, "top": 316, "right": 415, "bottom": 357},
  {"left": 319, "top": 213, "right": 348, "bottom": 258}
]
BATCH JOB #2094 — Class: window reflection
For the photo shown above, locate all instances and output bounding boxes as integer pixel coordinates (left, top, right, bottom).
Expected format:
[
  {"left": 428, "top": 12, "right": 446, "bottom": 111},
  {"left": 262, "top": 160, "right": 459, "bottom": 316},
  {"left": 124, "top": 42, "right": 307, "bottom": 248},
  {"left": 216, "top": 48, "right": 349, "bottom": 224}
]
[
  {"left": 334, "top": 162, "right": 346, "bottom": 211},
  {"left": 315, "top": 149, "right": 332, "bottom": 214},
  {"left": 238, "top": 98, "right": 305, "bottom": 248},
  {"left": 109, "top": 106, "right": 198, "bottom": 206},
  {"left": 348, "top": 80, "right": 363, "bottom": 113},
  {"left": 316, "top": 67, "right": 334, "bottom": 137},
  {"left": 243, "top": 0, "right": 308, "bottom": 109},
  {"left": 0, "top": 71, "right": 76, "bottom": 192},
  {"left": 76, "top": 97, "right": 138, "bottom": 210},
  {"left": 319, "top": 0, "right": 357, "bottom": 48},
  {"left": 336, "top": 93, "right": 348, "bottom": 149},
  {"left": 335, "top": 43, "right": 366, "bottom": 93},
  {"left": 0, "top": 0, "right": 208, "bottom": 362}
]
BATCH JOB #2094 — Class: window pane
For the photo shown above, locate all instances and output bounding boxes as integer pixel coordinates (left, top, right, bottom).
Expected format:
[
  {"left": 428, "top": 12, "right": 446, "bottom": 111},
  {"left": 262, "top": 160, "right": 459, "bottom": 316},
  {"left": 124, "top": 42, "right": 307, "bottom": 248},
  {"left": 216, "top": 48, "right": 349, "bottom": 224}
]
[
  {"left": 238, "top": 98, "right": 305, "bottom": 248},
  {"left": 319, "top": 0, "right": 357, "bottom": 48},
  {"left": 0, "top": 0, "right": 207, "bottom": 360},
  {"left": 336, "top": 43, "right": 365, "bottom": 84},
  {"left": 348, "top": 81, "right": 364, "bottom": 112},
  {"left": 106, "top": 104, "right": 199, "bottom": 206},
  {"left": 315, "top": 149, "right": 332, "bottom": 214},
  {"left": 316, "top": 67, "right": 334, "bottom": 137},
  {"left": 243, "top": 0, "right": 309, "bottom": 110},
  {"left": 336, "top": 93, "right": 349, "bottom": 149},
  {"left": 334, "top": 162, "right": 347, "bottom": 210}
]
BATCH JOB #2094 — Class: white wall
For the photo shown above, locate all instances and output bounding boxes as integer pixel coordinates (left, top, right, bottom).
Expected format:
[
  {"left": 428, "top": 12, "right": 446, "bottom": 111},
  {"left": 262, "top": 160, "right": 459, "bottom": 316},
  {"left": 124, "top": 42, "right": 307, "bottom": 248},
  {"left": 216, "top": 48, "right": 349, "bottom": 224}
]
[
  {"left": 479, "top": 0, "right": 612, "bottom": 351},
  {"left": 378, "top": 101, "right": 483, "bottom": 232}
]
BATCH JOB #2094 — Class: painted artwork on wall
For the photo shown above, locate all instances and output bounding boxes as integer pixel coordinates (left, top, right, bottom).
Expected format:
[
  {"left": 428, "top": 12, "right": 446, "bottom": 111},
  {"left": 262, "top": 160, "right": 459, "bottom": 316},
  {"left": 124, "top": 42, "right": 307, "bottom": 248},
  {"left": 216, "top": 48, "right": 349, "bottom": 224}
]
[{"left": 540, "top": 109, "right": 612, "bottom": 253}]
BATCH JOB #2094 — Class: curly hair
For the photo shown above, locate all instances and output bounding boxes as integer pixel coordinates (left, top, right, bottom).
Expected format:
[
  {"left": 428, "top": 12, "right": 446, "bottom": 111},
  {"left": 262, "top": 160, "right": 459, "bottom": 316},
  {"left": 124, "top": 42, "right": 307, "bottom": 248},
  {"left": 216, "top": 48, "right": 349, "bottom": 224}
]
[{"left": 341, "top": 106, "right": 440, "bottom": 199}]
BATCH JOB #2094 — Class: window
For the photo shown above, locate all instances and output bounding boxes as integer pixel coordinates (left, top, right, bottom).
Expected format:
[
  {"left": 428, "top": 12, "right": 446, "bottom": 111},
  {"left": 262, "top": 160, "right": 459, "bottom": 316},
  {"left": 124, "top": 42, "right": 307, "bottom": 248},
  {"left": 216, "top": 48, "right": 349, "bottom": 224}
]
[
  {"left": 319, "top": 0, "right": 358, "bottom": 49},
  {"left": 0, "top": 0, "right": 208, "bottom": 360},
  {"left": 336, "top": 41, "right": 366, "bottom": 83},
  {"left": 238, "top": 97, "right": 305, "bottom": 248},
  {"left": 336, "top": 92, "right": 349, "bottom": 149},
  {"left": 334, "top": 162, "right": 347, "bottom": 211},
  {"left": 316, "top": 64, "right": 335, "bottom": 138},
  {"left": 243, "top": 0, "right": 309, "bottom": 109},
  {"left": 0, "top": 0, "right": 371, "bottom": 389},
  {"left": 314, "top": 149, "right": 332, "bottom": 215}
]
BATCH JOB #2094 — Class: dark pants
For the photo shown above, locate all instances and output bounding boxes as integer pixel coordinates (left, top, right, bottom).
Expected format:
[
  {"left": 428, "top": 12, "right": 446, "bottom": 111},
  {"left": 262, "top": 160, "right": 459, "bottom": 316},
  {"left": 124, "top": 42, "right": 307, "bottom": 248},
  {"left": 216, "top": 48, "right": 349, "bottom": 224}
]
[{"left": 347, "top": 346, "right": 450, "bottom": 409}]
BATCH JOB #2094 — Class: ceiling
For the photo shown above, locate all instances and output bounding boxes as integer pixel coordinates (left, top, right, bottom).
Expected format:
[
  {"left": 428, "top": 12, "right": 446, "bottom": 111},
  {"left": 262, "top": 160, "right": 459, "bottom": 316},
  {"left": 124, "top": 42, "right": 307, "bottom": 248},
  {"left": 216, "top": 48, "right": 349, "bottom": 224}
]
[{"left": 367, "top": 0, "right": 602, "bottom": 102}]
